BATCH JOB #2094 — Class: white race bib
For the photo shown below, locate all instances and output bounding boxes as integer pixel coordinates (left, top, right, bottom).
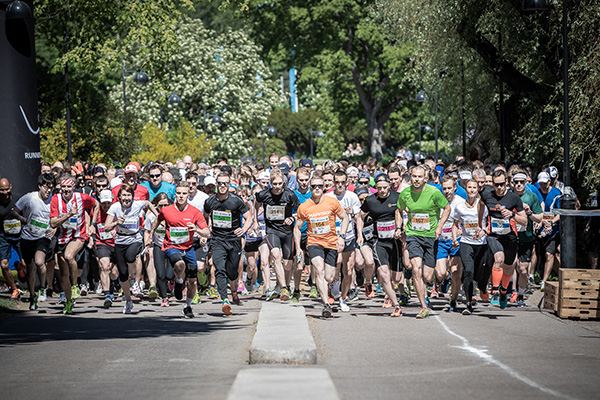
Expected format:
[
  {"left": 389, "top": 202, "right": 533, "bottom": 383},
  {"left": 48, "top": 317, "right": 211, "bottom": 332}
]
[
  {"left": 117, "top": 216, "right": 140, "bottom": 235},
  {"left": 411, "top": 213, "right": 430, "bottom": 231},
  {"left": 97, "top": 223, "right": 114, "bottom": 240},
  {"left": 310, "top": 216, "right": 331, "bottom": 235},
  {"left": 155, "top": 226, "right": 166, "bottom": 239},
  {"left": 491, "top": 217, "right": 510, "bottom": 235},
  {"left": 377, "top": 220, "right": 395, "bottom": 239},
  {"left": 63, "top": 215, "right": 78, "bottom": 230},
  {"left": 516, "top": 223, "right": 527, "bottom": 233},
  {"left": 169, "top": 226, "right": 190, "bottom": 244},
  {"left": 440, "top": 221, "right": 454, "bottom": 241},
  {"left": 28, "top": 216, "right": 49, "bottom": 236},
  {"left": 266, "top": 205, "right": 285, "bottom": 221},
  {"left": 363, "top": 224, "right": 374, "bottom": 241},
  {"left": 464, "top": 218, "right": 479, "bottom": 237},
  {"left": 3, "top": 219, "right": 21, "bottom": 235},
  {"left": 213, "top": 210, "right": 232, "bottom": 228}
]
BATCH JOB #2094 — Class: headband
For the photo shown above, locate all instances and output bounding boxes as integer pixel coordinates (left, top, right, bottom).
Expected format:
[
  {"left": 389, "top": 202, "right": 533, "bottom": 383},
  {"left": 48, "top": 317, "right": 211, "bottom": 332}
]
[{"left": 61, "top": 178, "right": 75, "bottom": 186}]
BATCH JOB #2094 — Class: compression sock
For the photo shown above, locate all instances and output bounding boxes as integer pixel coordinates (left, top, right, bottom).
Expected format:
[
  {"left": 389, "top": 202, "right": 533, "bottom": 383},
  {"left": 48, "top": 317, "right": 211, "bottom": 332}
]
[
  {"left": 501, "top": 272, "right": 512, "bottom": 292},
  {"left": 491, "top": 267, "right": 503, "bottom": 292}
]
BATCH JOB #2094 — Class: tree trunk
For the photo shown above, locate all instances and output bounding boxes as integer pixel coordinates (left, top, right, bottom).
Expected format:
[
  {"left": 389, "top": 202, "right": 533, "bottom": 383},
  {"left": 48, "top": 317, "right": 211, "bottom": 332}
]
[{"left": 367, "top": 109, "right": 385, "bottom": 161}]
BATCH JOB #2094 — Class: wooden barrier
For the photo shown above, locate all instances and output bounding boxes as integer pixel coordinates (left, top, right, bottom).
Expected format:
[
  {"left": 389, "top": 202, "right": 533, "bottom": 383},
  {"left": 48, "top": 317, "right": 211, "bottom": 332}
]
[{"left": 555, "top": 269, "right": 600, "bottom": 320}]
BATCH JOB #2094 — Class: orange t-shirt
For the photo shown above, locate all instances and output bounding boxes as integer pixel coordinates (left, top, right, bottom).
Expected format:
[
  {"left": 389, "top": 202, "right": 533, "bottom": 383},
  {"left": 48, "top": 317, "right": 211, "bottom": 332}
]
[{"left": 297, "top": 195, "right": 344, "bottom": 250}]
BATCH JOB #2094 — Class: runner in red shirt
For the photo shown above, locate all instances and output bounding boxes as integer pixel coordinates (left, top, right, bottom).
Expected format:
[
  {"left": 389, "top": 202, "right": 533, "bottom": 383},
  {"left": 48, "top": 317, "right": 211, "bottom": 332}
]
[
  {"left": 148, "top": 182, "right": 210, "bottom": 318},
  {"left": 111, "top": 163, "right": 150, "bottom": 202},
  {"left": 50, "top": 175, "right": 99, "bottom": 314}
]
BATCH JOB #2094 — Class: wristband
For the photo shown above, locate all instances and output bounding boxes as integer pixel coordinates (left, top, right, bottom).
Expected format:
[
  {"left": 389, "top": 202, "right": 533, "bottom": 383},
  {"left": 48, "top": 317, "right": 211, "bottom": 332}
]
[{"left": 91, "top": 222, "right": 98, "bottom": 227}]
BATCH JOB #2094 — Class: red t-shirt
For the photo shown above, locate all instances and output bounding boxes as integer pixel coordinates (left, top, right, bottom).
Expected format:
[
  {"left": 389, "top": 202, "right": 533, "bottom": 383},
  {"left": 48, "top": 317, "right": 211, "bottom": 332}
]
[
  {"left": 50, "top": 192, "right": 96, "bottom": 244},
  {"left": 111, "top": 184, "right": 150, "bottom": 202},
  {"left": 158, "top": 204, "right": 207, "bottom": 251},
  {"left": 95, "top": 208, "right": 115, "bottom": 247}
]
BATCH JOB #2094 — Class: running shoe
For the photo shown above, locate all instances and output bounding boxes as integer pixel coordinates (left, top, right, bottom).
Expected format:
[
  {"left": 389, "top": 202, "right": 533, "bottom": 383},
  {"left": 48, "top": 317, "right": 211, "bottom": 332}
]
[
  {"left": 38, "top": 287, "right": 47, "bottom": 302},
  {"left": 207, "top": 286, "right": 219, "bottom": 299},
  {"left": 322, "top": 304, "right": 333, "bottom": 318},
  {"left": 440, "top": 278, "right": 450, "bottom": 294},
  {"left": 382, "top": 296, "right": 392, "bottom": 308},
  {"left": 237, "top": 281, "right": 246, "bottom": 294},
  {"left": 182, "top": 306, "right": 194, "bottom": 319},
  {"left": 29, "top": 295, "right": 38, "bottom": 311},
  {"left": 95, "top": 283, "right": 104, "bottom": 295},
  {"left": 499, "top": 293, "right": 508, "bottom": 310},
  {"left": 280, "top": 288, "right": 291, "bottom": 301},
  {"left": 309, "top": 286, "right": 319, "bottom": 298},
  {"left": 416, "top": 308, "right": 430, "bottom": 319},
  {"left": 174, "top": 281, "right": 184, "bottom": 300},
  {"left": 265, "top": 289, "right": 278, "bottom": 301},
  {"left": 252, "top": 283, "right": 261, "bottom": 293},
  {"left": 347, "top": 287, "right": 359, "bottom": 302},
  {"left": 10, "top": 289, "right": 20, "bottom": 301},
  {"left": 148, "top": 286, "right": 158, "bottom": 300},
  {"left": 191, "top": 292, "right": 201, "bottom": 305},
  {"left": 80, "top": 283, "right": 89, "bottom": 296},
  {"left": 63, "top": 300, "right": 74, "bottom": 315},
  {"left": 430, "top": 288, "right": 439, "bottom": 299},
  {"left": 375, "top": 284, "right": 384, "bottom": 294},
  {"left": 448, "top": 300, "right": 457, "bottom": 312},
  {"left": 71, "top": 285, "right": 81, "bottom": 300},
  {"left": 510, "top": 291, "right": 518, "bottom": 303},
  {"left": 480, "top": 291, "right": 489, "bottom": 302},
  {"left": 462, "top": 304, "right": 473, "bottom": 315},
  {"left": 425, "top": 296, "right": 430, "bottom": 308},
  {"left": 103, "top": 294, "right": 114, "bottom": 309},
  {"left": 490, "top": 292, "right": 500, "bottom": 307},
  {"left": 222, "top": 299, "right": 233, "bottom": 315},
  {"left": 540, "top": 281, "right": 546, "bottom": 292},
  {"left": 391, "top": 305, "right": 402, "bottom": 317},
  {"left": 131, "top": 280, "right": 141, "bottom": 296},
  {"left": 291, "top": 291, "right": 301, "bottom": 303},
  {"left": 340, "top": 299, "right": 350, "bottom": 312},
  {"left": 123, "top": 300, "right": 134, "bottom": 314},
  {"left": 398, "top": 293, "right": 409, "bottom": 306},
  {"left": 160, "top": 298, "right": 169, "bottom": 307},
  {"left": 232, "top": 291, "right": 241, "bottom": 305},
  {"left": 57, "top": 292, "right": 66, "bottom": 305},
  {"left": 139, "top": 280, "right": 146, "bottom": 292},
  {"left": 365, "top": 283, "right": 374, "bottom": 298}
]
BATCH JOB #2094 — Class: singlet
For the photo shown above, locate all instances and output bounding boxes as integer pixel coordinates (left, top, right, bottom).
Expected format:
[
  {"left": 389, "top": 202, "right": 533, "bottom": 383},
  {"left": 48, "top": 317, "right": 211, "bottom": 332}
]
[{"left": 453, "top": 199, "right": 488, "bottom": 246}]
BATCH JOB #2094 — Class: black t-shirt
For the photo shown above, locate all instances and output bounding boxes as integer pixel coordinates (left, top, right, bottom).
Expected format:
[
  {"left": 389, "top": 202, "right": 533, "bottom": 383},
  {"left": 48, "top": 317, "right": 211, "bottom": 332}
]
[
  {"left": 0, "top": 197, "right": 19, "bottom": 238},
  {"left": 256, "top": 188, "right": 300, "bottom": 235},
  {"left": 360, "top": 192, "right": 399, "bottom": 241},
  {"left": 204, "top": 193, "right": 248, "bottom": 241},
  {"left": 481, "top": 187, "right": 524, "bottom": 237}
]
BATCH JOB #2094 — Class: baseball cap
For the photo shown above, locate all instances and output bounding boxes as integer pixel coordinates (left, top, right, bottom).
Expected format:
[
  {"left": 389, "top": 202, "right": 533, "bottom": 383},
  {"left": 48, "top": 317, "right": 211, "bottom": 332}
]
[
  {"left": 99, "top": 190, "right": 113, "bottom": 203},
  {"left": 278, "top": 162, "right": 290, "bottom": 175},
  {"left": 374, "top": 173, "right": 390, "bottom": 184},
  {"left": 220, "top": 165, "right": 233, "bottom": 175},
  {"left": 347, "top": 166, "right": 359, "bottom": 176},
  {"left": 300, "top": 158, "right": 313, "bottom": 168},
  {"left": 358, "top": 171, "right": 370, "bottom": 180},
  {"left": 204, "top": 176, "right": 216, "bottom": 186},
  {"left": 459, "top": 171, "right": 473, "bottom": 180},
  {"left": 116, "top": 169, "right": 125, "bottom": 177},
  {"left": 354, "top": 185, "right": 369, "bottom": 197},
  {"left": 537, "top": 172, "right": 550, "bottom": 183},
  {"left": 258, "top": 171, "right": 270, "bottom": 181},
  {"left": 124, "top": 164, "right": 138, "bottom": 174},
  {"left": 546, "top": 166, "right": 558, "bottom": 179}
]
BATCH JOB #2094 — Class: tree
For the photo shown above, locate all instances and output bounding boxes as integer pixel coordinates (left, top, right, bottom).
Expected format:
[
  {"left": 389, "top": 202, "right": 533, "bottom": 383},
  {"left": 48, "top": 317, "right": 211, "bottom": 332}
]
[
  {"left": 245, "top": 0, "right": 416, "bottom": 160},
  {"left": 111, "top": 19, "right": 282, "bottom": 162}
]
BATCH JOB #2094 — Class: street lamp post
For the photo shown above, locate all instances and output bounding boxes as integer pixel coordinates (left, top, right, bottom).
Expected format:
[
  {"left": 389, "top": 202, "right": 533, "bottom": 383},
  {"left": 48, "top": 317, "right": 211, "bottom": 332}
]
[
  {"left": 203, "top": 109, "right": 222, "bottom": 134},
  {"left": 159, "top": 93, "right": 182, "bottom": 129},
  {"left": 261, "top": 126, "right": 277, "bottom": 164},
  {"left": 309, "top": 128, "right": 324, "bottom": 159},
  {"left": 418, "top": 123, "right": 432, "bottom": 159},
  {"left": 121, "top": 61, "right": 148, "bottom": 137},
  {"left": 525, "top": 0, "right": 575, "bottom": 268},
  {"left": 416, "top": 90, "right": 439, "bottom": 160}
]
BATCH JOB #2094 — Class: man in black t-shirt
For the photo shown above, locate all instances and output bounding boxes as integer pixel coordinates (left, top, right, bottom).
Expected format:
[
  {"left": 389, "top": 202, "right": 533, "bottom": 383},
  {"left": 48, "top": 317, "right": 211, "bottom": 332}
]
[
  {"left": 256, "top": 168, "right": 300, "bottom": 301},
  {"left": 481, "top": 169, "right": 527, "bottom": 309},
  {"left": 0, "top": 178, "right": 24, "bottom": 301},
  {"left": 204, "top": 172, "right": 252, "bottom": 316}
]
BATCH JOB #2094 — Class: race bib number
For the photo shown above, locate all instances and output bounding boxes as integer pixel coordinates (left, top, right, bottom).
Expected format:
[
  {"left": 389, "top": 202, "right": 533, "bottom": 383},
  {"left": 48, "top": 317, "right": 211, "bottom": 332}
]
[
  {"left": 491, "top": 217, "right": 510, "bottom": 235},
  {"left": 213, "top": 210, "right": 232, "bottom": 228},
  {"left": 363, "top": 224, "right": 374, "bottom": 241},
  {"left": 3, "top": 219, "right": 21, "bottom": 235},
  {"left": 411, "top": 213, "right": 430, "bottom": 231},
  {"left": 259, "top": 222, "right": 266, "bottom": 237},
  {"left": 155, "top": 226, "right": 166, "bottom": 239},
  {"left": 266, "top": 205, "right": 285, "bottom": 221},
  {"left": 464, "top": 218, "right": 479, "bottom": 237},
  {"left": 377, "top": 220, "right": 395, "bottom": 239},
  {"left": 310, "top": 216, "right": 331, "bottom": 235},
  {"left": 170, "top": 227, "right": 190, "bottom": 244},
  {"left": 440, "top": 221, "right": 454, "bottom": 241},
  {"left": 117, "top": 216, "right": 140, "bottom": 235},
  {"left": 97, "top": 223, "right": 114, "bottom": 240},
  {"left": 516, "top": 223, "right": 527, "bottom": 233},
  {"left": 63, "top": 215, "right": 78, "bottom": 230},
  {"left": 29, "top": 216, "right": 49, "bottom": 236}
]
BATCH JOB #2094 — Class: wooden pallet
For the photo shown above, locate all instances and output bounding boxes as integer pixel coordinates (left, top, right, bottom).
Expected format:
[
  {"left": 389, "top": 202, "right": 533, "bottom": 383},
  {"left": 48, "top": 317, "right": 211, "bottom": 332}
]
[
  {"left": 543, "top": 281, "right": 558, "bottom": 311},
  {"left": 556, "top": 269, "right": 600, "bottom": 320}
]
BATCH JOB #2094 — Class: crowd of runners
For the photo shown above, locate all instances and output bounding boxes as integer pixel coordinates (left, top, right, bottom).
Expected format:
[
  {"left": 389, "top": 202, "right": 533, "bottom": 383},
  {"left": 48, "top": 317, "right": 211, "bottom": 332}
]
[{"left": 1, "top": 152, "right": 599, "bottom": 318}]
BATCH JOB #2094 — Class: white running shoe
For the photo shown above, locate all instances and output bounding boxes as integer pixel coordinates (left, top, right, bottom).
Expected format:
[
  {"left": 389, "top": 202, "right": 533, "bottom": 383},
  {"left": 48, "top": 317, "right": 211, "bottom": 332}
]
[
  {"left": 95, "top": 283, "right": 104, "bottom": 295},
  {"left": 340, "top": 299, "right": 350, "bottom": 312},
  {"left": 123, "top": 300, "right": 134, "bottom": 314},
  {"left": 139, "top": 280, "right": 146, "bottom": 292},
  {"left": 38, "top": 288, "right": 47, "bottom": 302},
  {"left": 131, "top": 280, "right": 141, "bottom": 296}
]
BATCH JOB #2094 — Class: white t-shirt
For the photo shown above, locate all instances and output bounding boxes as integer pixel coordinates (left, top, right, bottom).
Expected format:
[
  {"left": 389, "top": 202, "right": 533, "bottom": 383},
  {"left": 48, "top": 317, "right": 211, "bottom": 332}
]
[
  {"left": 188, "top": 191, "right": 209, "bottom": 214},
  {"left": 144, "top": 213, "right": 166, "bottom": 247},
  {"left": 439, "top": 196, "right": 465, "bottom": 241},
  {"left": 15, "top": 191, "right": 53, "bottom": 240},
  {"left": 453, "top": 199, "right": 488, "bottom": 246},
  {"left": 108, "top": 200, "right": 146, "bottom": 245},
  {"left": 326, "top": 190, "right": 361, "bottom": 240}
]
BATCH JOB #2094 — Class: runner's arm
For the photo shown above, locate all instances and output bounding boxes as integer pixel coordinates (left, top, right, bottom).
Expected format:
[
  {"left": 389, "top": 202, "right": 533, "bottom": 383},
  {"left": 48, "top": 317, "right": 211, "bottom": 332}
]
[
  {"left": 293, "top": 217, "right": 303, "bottom": 260},
  {"left": 11, "top": 206, "right": 27, "bottom": 225},
  {"left": 355, "top": 210, "right": 366, "bottom": 247},
  {"left": 436, "top": 203, "right": 451, "bottom": 239},
  {"left": 50, "top": 205, "right": 77, "bottom": 228},
  {"left": 88, "top": 199, "right": 100, "bottom": 235}
]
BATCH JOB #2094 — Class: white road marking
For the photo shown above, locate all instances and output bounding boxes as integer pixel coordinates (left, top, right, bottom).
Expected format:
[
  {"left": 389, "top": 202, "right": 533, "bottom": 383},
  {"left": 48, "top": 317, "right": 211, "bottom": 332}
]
[{"left": 434, "top": 315, "right": 577, "bottom": 400}]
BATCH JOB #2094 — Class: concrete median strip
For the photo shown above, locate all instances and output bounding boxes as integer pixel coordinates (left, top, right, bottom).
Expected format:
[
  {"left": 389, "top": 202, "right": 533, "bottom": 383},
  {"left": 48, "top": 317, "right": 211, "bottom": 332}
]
[
  {"left": 249, "top": 302, "right": 317, "bottom": 364},
  {"left": 227, "top": 368, "right": 340, "bottom": 400}
]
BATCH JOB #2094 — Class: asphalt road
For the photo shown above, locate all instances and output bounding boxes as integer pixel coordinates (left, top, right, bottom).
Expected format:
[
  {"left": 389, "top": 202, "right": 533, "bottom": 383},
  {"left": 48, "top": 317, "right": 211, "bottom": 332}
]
[{"left": 1, "top": 291, "right": 599, "bottom": 400}]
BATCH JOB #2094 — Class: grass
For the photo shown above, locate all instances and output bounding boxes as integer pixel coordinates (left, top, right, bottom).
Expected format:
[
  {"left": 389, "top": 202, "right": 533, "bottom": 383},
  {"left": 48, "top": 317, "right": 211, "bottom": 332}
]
[{"left": 0, "top": 297, "right": 15, "bottom": 310}]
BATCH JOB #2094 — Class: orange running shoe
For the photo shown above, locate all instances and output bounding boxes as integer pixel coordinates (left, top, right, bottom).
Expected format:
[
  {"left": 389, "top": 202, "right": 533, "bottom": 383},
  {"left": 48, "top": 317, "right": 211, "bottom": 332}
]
[
  {"left": 328, "top": 288, "right": 335, "bottom": 304},
  {"left": 365, "top": 283, "right": 374, "bottom": 298},
  {"left": 382, "top": 296, "right": 392, "bottom": 308},
  {"left": 222, "top": 299, "right": 233, "bottom": 315}
]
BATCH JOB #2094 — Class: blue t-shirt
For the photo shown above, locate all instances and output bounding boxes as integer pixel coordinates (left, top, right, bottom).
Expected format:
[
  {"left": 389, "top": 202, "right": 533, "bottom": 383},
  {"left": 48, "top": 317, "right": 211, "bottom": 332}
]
[
  {"left": 294, "top": 189, "right": 312, "bottom": 234},
  {"left": 455, "top": 184, "right": 467, "bottom": 200},
  {"left": 526, "top": 183, "right": 544, "bottom": 204},
  {"left": 536, "top": 185, "right": 562, "bottom": 235},
  {"left": 141, "top": 181, "right": 176, "bottom": 201},
  {"left": 428, "top": 182, "right": 443, "bottom": 193}
]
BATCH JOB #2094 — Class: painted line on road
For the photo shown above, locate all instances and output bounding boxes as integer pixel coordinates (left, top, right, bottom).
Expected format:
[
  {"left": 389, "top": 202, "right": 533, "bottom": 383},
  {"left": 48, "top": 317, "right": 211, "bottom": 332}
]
[{"left": 434, "top": 315, "right": 577, "bottom": 400}]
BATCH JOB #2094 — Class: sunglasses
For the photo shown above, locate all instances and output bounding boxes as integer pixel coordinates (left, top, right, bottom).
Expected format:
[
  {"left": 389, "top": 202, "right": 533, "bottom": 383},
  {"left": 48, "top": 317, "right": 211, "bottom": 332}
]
[
  {"left": 335, "top": 181, "right": 347, "bottom": 185},
  {"left": 217, "top": 181, "right": 229, "bottom": 186},
  {"left": 494, "top": 181, "right": 506, "bottom": 187},
  {"left": 150, "top": 174, "right": 161, "bottom": 178},
  {"left": 310, "top": 184, "right": 324, "bottom": 190},
  {"left": 513, "top": 180, "right": 526, "bottom": 185}
]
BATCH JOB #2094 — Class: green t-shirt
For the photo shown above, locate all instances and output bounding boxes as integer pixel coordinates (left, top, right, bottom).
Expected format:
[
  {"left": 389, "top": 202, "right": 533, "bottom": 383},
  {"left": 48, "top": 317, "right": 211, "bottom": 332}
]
[
  {"left": 398, "top": 184, "right": 448, "bottom": 237},
  {"left": 517, "top": 189, "right": 543, "bottom": 243}
]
